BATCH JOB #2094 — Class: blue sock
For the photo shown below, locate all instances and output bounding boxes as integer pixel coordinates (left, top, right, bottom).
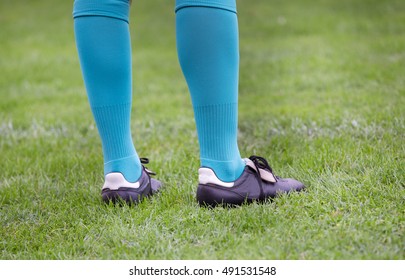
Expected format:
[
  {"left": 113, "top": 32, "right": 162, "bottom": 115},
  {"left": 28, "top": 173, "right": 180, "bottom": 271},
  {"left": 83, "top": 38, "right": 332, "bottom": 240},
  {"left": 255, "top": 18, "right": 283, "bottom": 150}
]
[
  {"left": 73, "top": 0, "right": 142, "bottom": 183},
  {"left": 176, "top": 0, "right": 245, "bottom": 182}
]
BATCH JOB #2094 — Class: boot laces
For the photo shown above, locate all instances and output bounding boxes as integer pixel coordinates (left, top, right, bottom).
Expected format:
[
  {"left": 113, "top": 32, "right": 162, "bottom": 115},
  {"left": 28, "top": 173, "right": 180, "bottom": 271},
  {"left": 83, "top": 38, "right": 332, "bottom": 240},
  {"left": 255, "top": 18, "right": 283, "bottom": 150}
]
[
  {"left": 249, "top": 155, "right": 279, "bottom": 200},
  {"left": 140, "top": 158, "right": 156, "bottom": 176}
]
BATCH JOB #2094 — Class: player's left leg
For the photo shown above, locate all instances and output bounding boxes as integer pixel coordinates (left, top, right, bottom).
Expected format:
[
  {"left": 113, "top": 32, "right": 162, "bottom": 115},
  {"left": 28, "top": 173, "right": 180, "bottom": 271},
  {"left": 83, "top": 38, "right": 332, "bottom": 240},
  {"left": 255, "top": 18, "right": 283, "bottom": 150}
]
[{"left": 73, "top": 0, "right": 161, "bottom": 204}]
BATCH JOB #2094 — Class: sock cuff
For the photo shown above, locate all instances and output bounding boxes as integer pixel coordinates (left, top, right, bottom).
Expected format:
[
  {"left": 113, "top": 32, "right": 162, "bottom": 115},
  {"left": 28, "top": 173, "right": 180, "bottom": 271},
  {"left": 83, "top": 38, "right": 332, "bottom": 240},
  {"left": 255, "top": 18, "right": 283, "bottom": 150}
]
[
  {"left": 175, "top": 0, "right": 236, "bottom": 13},
  {"left": 73, "top": 0, "right": 131, "bottom": 22}
]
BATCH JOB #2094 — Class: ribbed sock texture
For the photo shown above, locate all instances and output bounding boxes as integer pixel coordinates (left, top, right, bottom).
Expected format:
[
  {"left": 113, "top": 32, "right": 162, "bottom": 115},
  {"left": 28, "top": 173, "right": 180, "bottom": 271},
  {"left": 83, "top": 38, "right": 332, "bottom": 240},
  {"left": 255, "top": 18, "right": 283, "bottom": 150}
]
[
  {"left": 74, "top": 1, "right": 142, "bottom": 182},
  {"left": 92, "top": 104, "right": 141, "bottom": 181},
  {"left": 194, "top": 103, "right": 243, "bottom": 180},
  {"left": 176, "top": 0, "right": 245, "bottom": 182}
]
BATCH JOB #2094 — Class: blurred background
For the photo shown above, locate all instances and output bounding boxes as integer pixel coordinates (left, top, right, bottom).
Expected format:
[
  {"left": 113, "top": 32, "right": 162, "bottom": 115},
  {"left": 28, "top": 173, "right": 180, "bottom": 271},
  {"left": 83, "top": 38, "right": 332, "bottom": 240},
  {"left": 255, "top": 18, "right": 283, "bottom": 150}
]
[{"left": 0, "top": 0, "right": 404, "bottom": 259}]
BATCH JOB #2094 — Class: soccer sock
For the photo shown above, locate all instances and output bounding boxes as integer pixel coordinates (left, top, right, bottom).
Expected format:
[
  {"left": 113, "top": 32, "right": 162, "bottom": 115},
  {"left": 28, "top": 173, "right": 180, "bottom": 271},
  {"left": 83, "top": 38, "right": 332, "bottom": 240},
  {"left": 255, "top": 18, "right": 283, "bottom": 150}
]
[
  {"left": 175, "top": 0, "right": 245, "bottom": 182},
  {"left": 73, "top": 0, "right": 142, "bottom": 183}
]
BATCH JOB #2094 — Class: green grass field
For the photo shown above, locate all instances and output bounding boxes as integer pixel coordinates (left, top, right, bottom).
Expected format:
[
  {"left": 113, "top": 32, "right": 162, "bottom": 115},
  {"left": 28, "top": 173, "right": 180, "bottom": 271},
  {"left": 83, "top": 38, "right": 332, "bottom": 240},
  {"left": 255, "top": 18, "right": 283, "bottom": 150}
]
[{"left": 0, "top": 0, "right": 404, "bottom": 259}]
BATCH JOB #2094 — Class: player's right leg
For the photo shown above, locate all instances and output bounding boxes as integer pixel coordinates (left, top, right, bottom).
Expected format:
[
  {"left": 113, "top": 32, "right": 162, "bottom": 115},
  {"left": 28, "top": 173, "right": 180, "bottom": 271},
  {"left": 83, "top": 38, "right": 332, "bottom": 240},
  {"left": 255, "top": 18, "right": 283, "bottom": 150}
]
[{"left": 175, "top": 0, "right": 305, "bottom": 206}]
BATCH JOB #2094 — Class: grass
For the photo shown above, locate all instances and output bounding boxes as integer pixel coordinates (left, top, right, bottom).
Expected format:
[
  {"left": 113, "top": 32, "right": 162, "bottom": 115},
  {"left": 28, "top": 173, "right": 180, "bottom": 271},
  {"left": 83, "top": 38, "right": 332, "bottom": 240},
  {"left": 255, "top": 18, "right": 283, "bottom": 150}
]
[{"left": 0, "top": 0, "right": 404, "bottom": 259}]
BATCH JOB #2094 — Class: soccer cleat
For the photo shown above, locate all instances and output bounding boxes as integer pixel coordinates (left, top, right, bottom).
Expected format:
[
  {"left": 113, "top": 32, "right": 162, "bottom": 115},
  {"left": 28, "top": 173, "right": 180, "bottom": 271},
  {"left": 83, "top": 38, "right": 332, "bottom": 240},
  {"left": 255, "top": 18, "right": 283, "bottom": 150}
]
[
  {"left": 101, "top": 158, "right": 162, "bottom": 204},
  {"left": 196, "top": 155, "right": 305, "bottom": 207}
]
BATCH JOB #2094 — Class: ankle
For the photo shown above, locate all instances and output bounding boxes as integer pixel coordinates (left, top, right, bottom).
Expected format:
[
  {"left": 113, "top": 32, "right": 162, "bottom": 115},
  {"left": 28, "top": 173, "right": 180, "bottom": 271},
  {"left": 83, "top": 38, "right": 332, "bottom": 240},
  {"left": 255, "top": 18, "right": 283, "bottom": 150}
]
[
  {"left": 104, "top": 155, "right": 142, "bottom": 183},
  {"left": 200, "top": 157, "right": 245, "bottom": 182}
]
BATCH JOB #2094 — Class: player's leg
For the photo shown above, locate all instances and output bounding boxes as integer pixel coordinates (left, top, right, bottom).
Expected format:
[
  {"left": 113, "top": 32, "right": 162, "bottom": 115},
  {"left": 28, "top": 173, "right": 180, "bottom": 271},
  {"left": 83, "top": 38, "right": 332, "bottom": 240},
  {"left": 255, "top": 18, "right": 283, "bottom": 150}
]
[
  {"left": 176, "top": 0, "right": 245, "bottom": 183},
  {"left": 73, "top": 0, "right": 160, "bottom": 203},
  {"left": 175, "top": 0, "right": 305, "bottom": 206}
]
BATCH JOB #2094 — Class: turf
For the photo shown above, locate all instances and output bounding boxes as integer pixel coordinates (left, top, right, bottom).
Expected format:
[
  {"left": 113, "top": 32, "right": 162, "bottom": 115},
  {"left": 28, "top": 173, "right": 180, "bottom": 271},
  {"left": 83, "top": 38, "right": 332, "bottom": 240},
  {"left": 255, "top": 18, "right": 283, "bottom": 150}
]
[{"left": 0, "top": 0, "right": 404, "bottom": 259}]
